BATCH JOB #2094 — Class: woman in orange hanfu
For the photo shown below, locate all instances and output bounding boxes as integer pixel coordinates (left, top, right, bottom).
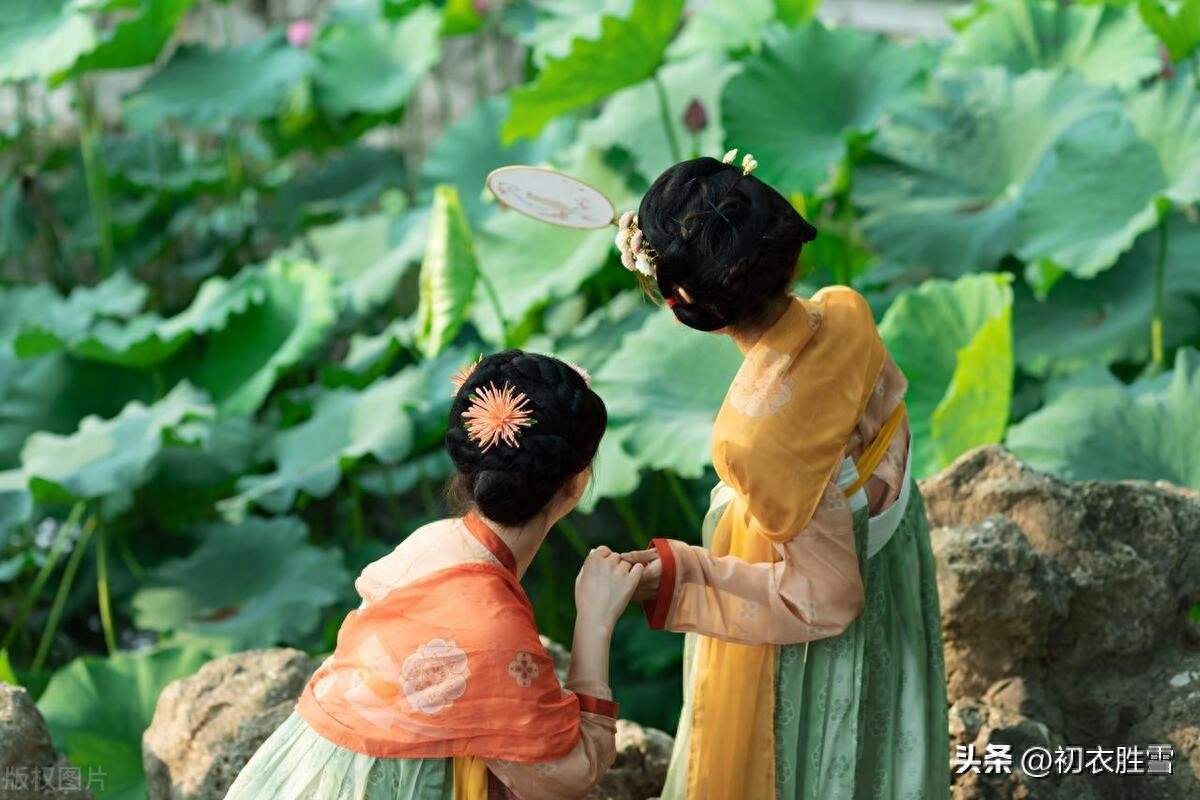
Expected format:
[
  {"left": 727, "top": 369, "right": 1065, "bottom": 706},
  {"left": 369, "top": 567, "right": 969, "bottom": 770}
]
[
  {"left": 224, "top": 351, "right": 644, "bottom": 800},
  {"left": 617, "top": 154, "right": 951, "bottom": 800}
]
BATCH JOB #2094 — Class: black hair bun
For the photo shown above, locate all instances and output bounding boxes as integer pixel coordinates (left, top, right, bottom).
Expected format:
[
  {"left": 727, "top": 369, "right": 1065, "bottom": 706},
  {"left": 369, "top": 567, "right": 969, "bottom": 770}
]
[
  {"left": 638, "top": 157, "right": 817, "bottom": 331},
  {"left": 443, "top": 350, "right": 607, "bottom": 526}
]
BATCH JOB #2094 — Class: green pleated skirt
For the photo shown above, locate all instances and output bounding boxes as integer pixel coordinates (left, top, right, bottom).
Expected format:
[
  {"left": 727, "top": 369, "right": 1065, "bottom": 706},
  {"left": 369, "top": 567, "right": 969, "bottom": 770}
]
[
  {"left": 662, "top": 479, "right": 951, "bottom": 800},
  {"left": 223, "top": 711, "right": 455, "bottom": 800}
]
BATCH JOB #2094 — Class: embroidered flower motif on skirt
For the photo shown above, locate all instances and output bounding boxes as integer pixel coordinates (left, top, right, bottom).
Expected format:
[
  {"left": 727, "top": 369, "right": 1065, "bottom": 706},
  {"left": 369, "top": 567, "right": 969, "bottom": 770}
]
[
  {"left": 728, "top": 346, "right": 794, "bottom": 417},
  {"left": 400, "top": 638, "right": 470, "bottom": 714},
  {"left": 507, "top": 651, "right": 540, "bottom": 688}
]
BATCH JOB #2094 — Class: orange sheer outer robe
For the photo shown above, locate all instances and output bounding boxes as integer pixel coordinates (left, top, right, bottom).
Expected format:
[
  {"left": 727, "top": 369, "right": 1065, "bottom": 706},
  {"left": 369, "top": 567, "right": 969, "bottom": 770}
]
[{"left": 296, "top": 514, "right": 619, "bottom": 799}]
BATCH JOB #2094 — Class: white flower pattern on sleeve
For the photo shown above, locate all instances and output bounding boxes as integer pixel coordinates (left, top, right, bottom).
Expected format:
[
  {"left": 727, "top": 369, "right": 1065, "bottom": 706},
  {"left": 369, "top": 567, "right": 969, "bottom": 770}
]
[
  {"left": 400, "top": 638, "right": 470, "bottom": 714},
  {"left": 507, "top": 651, "right": 540, "bottom": 688}
]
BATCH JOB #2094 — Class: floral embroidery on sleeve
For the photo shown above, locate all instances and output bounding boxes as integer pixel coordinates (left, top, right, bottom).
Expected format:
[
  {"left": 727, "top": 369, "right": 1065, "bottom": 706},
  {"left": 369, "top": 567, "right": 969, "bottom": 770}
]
[
  {"left": 400, "top": 639, "right": 470, "bottom": 714},
  {"left": 728, "top": 347, "right": 795, "bottom": 418},
  {"left": 507, "top": 652, "right": 540, "bottom": 688}
]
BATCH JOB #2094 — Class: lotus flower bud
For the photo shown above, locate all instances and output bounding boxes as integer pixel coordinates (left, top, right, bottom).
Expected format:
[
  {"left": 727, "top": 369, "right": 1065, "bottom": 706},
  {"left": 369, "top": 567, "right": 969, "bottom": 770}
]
[
  {"left": 684, "top": 99, "right": 708, "bottom": 133},
  {"left": 286, "top": 20, "right": 315, "bottom": 49}
]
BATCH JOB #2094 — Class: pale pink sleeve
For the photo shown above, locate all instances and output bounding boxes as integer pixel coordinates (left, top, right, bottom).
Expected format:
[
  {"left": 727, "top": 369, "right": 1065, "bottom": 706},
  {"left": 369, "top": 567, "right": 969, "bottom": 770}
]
[
  {"left": 853, "top": 356, "right": 911, "bottom": 513},
  {"left": 485, "top": 685, "right": 618, "bottom": 800},
  {"left": 643, "top": 480, "right": 865, "bottom": 646}
]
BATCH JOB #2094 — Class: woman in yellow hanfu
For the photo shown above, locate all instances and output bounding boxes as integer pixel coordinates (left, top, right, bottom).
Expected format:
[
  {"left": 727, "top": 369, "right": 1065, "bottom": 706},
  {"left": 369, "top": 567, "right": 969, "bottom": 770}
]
[
  {"left": 616, "top": 155, "right": 951, "bottom": 800},
  {"left": 224, "top": 351, "right": 647, "bottom": 800}
]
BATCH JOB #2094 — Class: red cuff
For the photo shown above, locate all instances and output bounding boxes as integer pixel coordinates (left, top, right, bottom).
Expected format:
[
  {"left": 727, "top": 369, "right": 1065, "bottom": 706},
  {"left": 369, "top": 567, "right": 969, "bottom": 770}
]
[
  {"left": 641, "top": 538, "right": 677, "bottom": 631},
  {"left": 577, "top": 693, "right": 619, "bottom": 718}
]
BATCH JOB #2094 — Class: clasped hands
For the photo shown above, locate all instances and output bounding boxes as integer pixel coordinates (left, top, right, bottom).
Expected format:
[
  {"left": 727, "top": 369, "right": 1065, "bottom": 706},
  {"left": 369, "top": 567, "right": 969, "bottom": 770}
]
[{"left": 574, "top": 546, "right": 664, "bottom": 630}]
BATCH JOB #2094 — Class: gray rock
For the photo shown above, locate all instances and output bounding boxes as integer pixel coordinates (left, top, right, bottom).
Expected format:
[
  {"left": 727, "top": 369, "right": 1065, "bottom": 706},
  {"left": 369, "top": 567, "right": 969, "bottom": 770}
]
[
  {"left": 142, "top": 648, "right": 316, "bottom": 800},
  {"left": 586, "top": 719, "right": 674, "bottom": 800},
  {"left": 0, "top": 682, "right": 92, "bottom": 799},
  {"left": 923, "top": 446, "right": 1200, "bottom": 800}
]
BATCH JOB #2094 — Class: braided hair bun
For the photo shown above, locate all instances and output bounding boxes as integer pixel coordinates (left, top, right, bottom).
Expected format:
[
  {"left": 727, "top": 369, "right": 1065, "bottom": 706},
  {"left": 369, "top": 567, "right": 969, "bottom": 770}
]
[
  {"left": 638, "top": 157, "right": 817, "bottom": 331},
  {"left": 444, "top": 350, "right": 606, "bottom": 526}
]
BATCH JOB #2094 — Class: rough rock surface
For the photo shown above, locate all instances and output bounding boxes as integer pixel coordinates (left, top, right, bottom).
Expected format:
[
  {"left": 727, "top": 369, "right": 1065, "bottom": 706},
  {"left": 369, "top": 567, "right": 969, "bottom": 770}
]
[
  {"left": 586, "top": 719, "right": 674, "bottom": 800},
  {"left": 921, "top": 446, "right": 1200, "bottom": 800},
  {"left": 142, "top": 648, "right": 316, "bottom": 800},
  {"left": 0, "top": 682, "right": 92, "bottom": 799}
]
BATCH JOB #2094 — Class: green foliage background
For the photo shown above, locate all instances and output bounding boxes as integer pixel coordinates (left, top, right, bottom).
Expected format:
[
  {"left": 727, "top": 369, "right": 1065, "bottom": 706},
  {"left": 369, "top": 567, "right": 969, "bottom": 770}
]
[{"left": 1, "top": 0, "right": 1198, "bottom": 795}]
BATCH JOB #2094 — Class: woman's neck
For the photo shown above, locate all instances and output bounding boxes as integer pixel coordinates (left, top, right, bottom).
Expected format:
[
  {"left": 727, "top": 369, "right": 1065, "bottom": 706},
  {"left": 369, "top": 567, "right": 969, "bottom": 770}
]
[
  {"left": 478, "top": 513, "right": 553, "bottom": 578},
  {"left": 728, "top": 294, "right": 793, "bottom": 355}
]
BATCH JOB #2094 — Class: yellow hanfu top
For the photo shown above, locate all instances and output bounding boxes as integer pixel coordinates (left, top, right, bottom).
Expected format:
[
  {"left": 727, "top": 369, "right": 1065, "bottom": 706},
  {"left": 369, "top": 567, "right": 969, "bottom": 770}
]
[{"left": 689, "top": 287, "right": 888, "bottom": 799}]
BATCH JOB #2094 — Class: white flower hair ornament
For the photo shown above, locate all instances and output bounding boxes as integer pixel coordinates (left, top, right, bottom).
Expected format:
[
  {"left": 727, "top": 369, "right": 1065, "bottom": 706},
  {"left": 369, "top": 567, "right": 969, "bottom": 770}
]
[
  {"left": 614, "top": 210, "right": 657, "bottom": 278},
  {"left": 722, "top": 148, "right": 759, "bottom": 176}
]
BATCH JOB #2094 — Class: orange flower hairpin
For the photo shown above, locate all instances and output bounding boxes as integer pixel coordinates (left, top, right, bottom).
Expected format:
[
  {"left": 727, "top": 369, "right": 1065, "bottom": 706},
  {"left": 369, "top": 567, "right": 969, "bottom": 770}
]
[
  {"left": 450, "top": 354, "right": 483, "bottom": 396},
  {"left": 462, "top": 382, "right": 535, "bottom": 452}
]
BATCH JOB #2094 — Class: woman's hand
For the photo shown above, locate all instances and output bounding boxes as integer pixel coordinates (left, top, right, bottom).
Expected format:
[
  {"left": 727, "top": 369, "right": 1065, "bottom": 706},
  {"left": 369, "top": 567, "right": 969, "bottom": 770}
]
[
  {"left": 621, "top": 549, "right": 663, "bottom": 602},
  {"left": 575, "top": 546, "right": 644, "bottom": 632}
]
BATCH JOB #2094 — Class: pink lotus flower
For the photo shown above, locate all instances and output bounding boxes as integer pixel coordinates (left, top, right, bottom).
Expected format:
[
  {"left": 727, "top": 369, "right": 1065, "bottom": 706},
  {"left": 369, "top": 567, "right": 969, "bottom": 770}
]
[{"left": 287, "top": 20, "right": 315, "bottom": 49}]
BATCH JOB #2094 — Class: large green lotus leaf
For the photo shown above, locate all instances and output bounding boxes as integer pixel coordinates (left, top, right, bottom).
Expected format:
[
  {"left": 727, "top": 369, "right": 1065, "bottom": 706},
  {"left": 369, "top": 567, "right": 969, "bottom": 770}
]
[
  {"left": 855, "top": 69, "right": 1121, "bottom": 276},
  {"left": 0, "top": 0, "right": 96, "bottom": 83},
  {"left": 267, "top": 146, "right": 407, "bottom": 234},
  {"left": 945, "top": 0, "right": 1161, "bottom": 90},
  {"left": 131, "top": 517, "right": 348, "bottom": 648},
  {"left": 1016, "top": 72, "right": 1200, "bottom": 278},
  {"left": 220, "top": 362, "right": 442, "bottom": 517},
  {"left": 503, "top": 0, "right": 685, "bottom": 143},
  {"left": 471, "top": 148, "right": 637, "bottom": 344},
  {"left": 420, "top": 97, "right": 576, "bottom": 224},
  {"left": 1127, "top": 74, "right": 1200, "bottom": 206},
  {"left": 123, "top": 33, "right": 310, "bottom": 130},
  {"left": 37, "top": 645, "right": 213, "bottom": 800},
  {"left": 879, "top": 274, "right": 1014, "bottom": 478},
  {"left": 1017, "top": 109, "right": 1164, "bottom": 280},
  {"left": 104, "top": 133, "right": 226, "bottom": 195},
  {"left": 193, "top": 258, "right": 338, "bottom": 415},
  {"left": 0, "top": 353, "right": 158, "bottom": 471},
  {"left": 14, "top": 271, "right": 264, "bottom": 369},
  {"left": 536, "top": 293, "right": 658, "bottom": 508},
  {"left": 543, "top": 291, "right": 657, "bottom": 373},
  {"left": 443, "top": 0, "right": 486, "bottom": 35},
  {"left": 72, "top": 0, "right": 197, "bottom": 74},
  {"left": 1007, "top": 348, "right": 1200, "bottom": 488},
  {"left": 0, "top": 284, "right": 62, "bottom": 348},
  {"left": 417, "top": 186, "right": 478, "bottom": 359},
  {"left": 723, "top": 22, "right": 927, "bottom": 196},
  {"left": 513, "top": 0, "right": 631, "bottom": 68},
  {"left": 20, "top": 382, "right": 212, "bottom": 505},
  {"left": 582, "top": 53, "right": 734, "bottom": 182},
  {"left": 581, "top": 432, "right": 643, "bottom": 512},
  {"left": 313, "top": 6, "right": 441, "bottom": 117},
  {"left": 1140, "top": 0, "right": 1200, "bottom": 61},
  {"left": 306, "top": 209, "right": 426, "bottom": 315},
  {"left": 594, "top": 310, "right": 742, "bottom": 478},
  {"left": 668, "top": 0, "right": 779, "bottom": 59},
  {"left": 0, "top": 469, "right": 31, "bottom": 550},
  {"left": 1015, "top": 215, "right": 1200, "bottom": 376}
]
